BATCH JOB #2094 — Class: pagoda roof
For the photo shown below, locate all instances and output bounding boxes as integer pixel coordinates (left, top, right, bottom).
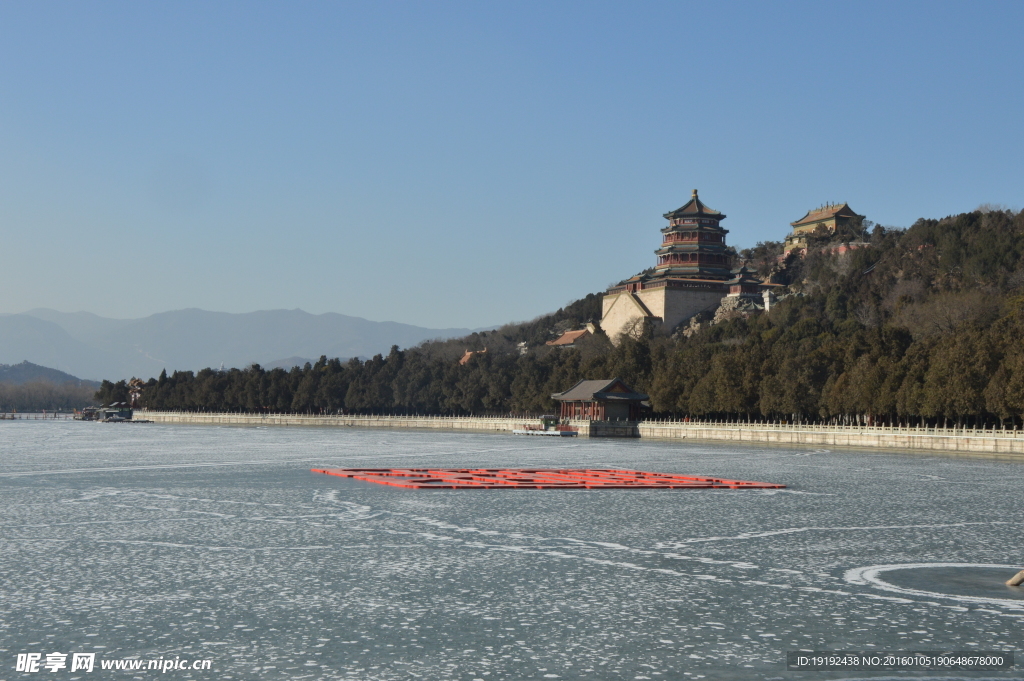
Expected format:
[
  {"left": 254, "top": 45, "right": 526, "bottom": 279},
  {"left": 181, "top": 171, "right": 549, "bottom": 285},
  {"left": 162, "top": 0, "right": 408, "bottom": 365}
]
[
  {"left": 653, "top": 274, "right": 732, "bottom": 283},
  {"left": 616, "top": 269, "right": 729, "bottom": 282},
  {"left": 652, "top": 270, "right": 732, "bottom": 281},
  {"left": 791, "top": 202, "right": 862, "bottom": 227},
  {"left": 655, "top": 243, "right": 730, "bottom": 253},
  {"left": 663, "top": 189, "right": 726, "bottom": 220}
]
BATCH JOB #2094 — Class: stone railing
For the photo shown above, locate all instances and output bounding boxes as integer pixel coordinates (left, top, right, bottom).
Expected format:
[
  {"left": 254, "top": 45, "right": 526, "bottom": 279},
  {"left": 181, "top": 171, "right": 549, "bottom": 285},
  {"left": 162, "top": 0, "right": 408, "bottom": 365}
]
[
  {"left": 639, "top": 418, "right": 1024, "bottom": 438},
  {"left": 637, "top": 419, "right": 1024, "bottom": 457}
]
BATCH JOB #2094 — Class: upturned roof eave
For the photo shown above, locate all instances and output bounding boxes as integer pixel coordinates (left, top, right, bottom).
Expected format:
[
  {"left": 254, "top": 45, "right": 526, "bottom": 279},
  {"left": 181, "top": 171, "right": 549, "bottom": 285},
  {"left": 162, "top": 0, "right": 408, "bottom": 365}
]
[
  {"left": 661, "top": 224, "right": 729, "bottom": 234},
  {"left": 655, "top": 244, "right": 731, "bottom": 253},
  {"left": 647, "top": 272, "right": 733, "bottom": 282},
  {"left": 790, "top": 203, "right": 863, "bottom": 227},
  {"left": 662, "top": 190, "right": 725, "bottom": 221},
  {"left": 551, "top": 378, "right": 648, "bottom": 402},
  {"left": 663, "top": 205, "right": 727, "bottom": 220}
]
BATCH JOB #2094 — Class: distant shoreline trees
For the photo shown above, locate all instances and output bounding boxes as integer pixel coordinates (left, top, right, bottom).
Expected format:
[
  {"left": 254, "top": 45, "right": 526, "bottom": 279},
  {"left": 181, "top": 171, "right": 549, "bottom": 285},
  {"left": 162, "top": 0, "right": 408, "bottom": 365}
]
[
  {"left": 0, "top": 381, "right": 98, "bottom": 412},
  {"left": 110, "top": 207, "right": 1024, "bottom": 427}
]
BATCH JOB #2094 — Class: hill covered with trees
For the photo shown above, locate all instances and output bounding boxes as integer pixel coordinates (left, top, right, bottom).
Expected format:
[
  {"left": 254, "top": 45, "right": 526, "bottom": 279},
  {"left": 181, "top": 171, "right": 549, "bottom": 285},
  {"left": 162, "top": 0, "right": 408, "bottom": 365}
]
[
  {"left": 0, "top": 360, "right": 98, "bottom": 387},
  {"left": 0, "top": 362, "right": 99, "bottom": 412},
  {"left": 102, "top": 206, "right": 1024, "bottom": 426}
]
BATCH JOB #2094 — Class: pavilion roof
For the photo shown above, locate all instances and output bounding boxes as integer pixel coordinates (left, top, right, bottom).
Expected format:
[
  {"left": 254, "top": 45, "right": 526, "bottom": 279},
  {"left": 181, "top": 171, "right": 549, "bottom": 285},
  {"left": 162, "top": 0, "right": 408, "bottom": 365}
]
[
  {"left": 663, "top": 189, "right": 726, "bottom": 220},
  {"left": 551, "top": 378, "right": 649, "bottom": 403},
  {"left": 791, "top": 202, "right": 862, "bottom": 227},
  {"left": 725, "top": 265, "right": 763, "bottom": 285}
]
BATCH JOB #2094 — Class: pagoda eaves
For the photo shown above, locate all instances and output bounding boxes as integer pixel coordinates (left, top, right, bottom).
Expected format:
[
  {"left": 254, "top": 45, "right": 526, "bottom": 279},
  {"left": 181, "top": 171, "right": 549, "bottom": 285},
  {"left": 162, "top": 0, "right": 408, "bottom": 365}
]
[{"left": 663, "top": 189, "right": 727, "bottom": 222}]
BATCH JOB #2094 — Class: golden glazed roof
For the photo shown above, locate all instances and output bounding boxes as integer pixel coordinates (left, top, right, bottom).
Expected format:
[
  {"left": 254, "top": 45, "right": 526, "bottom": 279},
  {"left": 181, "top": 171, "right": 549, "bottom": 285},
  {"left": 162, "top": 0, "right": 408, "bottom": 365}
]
[{"left": 791, "top": 202, "right": 862, "bottom": 227}]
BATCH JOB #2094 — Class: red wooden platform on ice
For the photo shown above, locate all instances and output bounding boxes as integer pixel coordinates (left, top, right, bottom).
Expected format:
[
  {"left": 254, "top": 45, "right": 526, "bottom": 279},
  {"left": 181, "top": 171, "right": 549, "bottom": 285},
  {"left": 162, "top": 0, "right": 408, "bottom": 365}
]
[{"left": 311, "top": 467, "right": 785, "bottom": 489}]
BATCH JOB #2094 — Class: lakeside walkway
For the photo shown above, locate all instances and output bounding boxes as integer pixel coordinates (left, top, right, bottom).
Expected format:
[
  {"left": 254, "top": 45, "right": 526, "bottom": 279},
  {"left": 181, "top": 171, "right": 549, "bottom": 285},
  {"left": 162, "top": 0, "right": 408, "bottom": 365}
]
[{"left": 132, "top": 410, "right": 1024, "bottom": 459}]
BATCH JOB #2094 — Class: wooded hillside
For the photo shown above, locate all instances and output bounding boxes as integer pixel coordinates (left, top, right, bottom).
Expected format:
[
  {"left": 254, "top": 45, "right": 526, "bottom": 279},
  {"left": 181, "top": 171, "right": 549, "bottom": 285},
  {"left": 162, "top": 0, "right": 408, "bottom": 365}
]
[{"left": 103, "top": 207, "right": 1024, "bottom": 426}]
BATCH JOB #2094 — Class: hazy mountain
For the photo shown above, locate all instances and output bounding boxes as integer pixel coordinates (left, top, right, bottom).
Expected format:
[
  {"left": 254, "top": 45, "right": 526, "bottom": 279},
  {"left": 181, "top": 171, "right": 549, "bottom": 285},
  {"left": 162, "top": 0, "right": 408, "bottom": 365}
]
[
  {"left": 20, "top": 309, "right": 134, "bottom": 345},
  {"left": 0, "top": 360, "right": 99, "bottom": 388},
  {"left": 5, "top": 308, "right": 474, "bottom": 381},
  {"left": 0, "top": 314, "right": 123, "bottom": 380}
]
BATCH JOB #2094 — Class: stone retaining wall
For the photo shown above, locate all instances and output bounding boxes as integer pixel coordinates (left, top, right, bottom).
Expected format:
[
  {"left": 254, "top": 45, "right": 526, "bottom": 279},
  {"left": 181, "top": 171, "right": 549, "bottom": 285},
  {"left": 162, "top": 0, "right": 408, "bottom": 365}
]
[
  {"left": 136, "top": 410, "right": 534, "bottom": 434},
  {"left": 134, "top": 411, "right": 1024, "bottom": 458}
]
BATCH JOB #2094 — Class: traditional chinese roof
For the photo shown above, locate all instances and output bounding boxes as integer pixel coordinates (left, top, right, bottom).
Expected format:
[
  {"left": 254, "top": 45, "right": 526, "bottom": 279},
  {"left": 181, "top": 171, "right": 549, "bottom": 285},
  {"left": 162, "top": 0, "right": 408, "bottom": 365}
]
[
  {"left": 551, "top": 378, "right": 649, "bottom": 403},
  {"left": 663, "top": 189, "right": 726, "bottom": 221},
  {"left": 546, "top": 329, "right": 591, "bottom": 347},
  {"left": 608, "top": 274, "right": 732, "bottom": 293},
  {"left": 791, "top": 203, "right": 862, "bottom": 227},
  {"left": 655, "top": 245, "right": 731, "bottom": 257},
  {"left": 725, "top": 265, "right": 762, "bottom": 286}
]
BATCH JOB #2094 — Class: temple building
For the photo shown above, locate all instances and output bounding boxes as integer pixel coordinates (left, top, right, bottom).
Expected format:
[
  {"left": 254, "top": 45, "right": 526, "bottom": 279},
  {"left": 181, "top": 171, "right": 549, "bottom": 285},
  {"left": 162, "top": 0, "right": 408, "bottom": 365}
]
[
  {"left": 783, "top": 202, "right": 864, "bottom": 254},
  {"left": 601, "top": 190, "right": 738, "bottom": 343}
]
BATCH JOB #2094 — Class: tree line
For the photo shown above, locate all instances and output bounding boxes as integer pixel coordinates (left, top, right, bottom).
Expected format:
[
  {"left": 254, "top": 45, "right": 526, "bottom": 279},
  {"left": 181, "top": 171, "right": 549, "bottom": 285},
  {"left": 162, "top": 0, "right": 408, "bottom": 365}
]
[
  {"left": 98, "top": 207, "right": 1024, "bottom": 426},
  {"left": 1, "top": 381, "right": 98, "bottom": 412}
]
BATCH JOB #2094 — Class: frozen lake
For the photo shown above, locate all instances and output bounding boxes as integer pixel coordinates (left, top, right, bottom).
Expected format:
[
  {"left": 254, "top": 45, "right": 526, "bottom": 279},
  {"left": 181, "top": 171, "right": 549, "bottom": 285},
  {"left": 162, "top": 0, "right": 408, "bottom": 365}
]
[{"left": 1, "top": 421, "right": 1022, "bottom": 680}]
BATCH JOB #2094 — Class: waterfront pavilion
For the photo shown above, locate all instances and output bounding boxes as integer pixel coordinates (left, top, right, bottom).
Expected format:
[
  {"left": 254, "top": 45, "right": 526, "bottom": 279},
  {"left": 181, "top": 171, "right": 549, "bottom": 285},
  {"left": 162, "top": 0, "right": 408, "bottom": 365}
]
[{"left": 551, "top": 378, "right": 649, "bottom": 421}]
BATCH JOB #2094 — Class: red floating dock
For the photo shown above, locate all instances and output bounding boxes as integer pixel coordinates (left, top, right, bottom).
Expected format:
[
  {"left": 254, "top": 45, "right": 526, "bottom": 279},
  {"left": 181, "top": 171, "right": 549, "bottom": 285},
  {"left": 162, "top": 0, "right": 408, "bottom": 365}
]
[{"left": 311, "top": 467, "right": 785, "bottom": 489}]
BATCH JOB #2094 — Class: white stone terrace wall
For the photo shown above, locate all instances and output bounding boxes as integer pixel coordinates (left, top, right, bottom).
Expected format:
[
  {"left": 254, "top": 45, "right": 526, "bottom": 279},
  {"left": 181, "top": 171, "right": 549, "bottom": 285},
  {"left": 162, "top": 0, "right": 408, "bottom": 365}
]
[
  {"left": 136, "top": 410, "right": 534, "bottom": 433},
  {"left": 639, "top": 420, "right": 1024, "bottom": 459},
  {"left": 135, "top": 411, "right": 1024, "bottom": 458}
]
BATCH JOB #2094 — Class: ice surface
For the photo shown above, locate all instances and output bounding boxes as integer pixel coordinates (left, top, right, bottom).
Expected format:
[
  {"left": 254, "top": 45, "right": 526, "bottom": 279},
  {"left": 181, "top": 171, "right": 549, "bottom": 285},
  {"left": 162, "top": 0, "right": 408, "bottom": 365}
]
[{"left": 1, "top": 421, "right": 1022, "bottom": 679}]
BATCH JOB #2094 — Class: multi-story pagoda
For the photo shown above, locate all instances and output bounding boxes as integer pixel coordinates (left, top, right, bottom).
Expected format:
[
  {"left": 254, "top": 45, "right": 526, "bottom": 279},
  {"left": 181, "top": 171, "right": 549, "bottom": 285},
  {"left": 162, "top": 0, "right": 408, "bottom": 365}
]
[
  {"left": 601, "top": 190, "right": 741, "bottom": 343},
  {"left": 654, "top": 189, "right": 733, "bottom": 279}
]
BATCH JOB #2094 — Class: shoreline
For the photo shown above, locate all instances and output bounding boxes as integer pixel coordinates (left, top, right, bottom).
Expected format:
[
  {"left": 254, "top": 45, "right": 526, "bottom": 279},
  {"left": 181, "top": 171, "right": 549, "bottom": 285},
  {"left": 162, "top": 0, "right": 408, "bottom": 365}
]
[{"left": 131, "top": 410, "right": 1024, "bottom": 460}]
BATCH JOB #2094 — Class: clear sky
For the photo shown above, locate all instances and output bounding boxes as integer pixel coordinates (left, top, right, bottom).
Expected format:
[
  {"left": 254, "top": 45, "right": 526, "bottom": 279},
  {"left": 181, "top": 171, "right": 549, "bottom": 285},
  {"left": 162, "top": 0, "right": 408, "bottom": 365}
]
[{"left": 1, "top": 1, "right": 1021, "bottom": 328}]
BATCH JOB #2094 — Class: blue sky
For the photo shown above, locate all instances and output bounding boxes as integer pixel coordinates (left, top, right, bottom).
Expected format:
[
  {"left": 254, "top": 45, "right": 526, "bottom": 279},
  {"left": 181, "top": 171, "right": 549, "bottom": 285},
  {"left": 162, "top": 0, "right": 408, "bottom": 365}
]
[{"left": 1, "top": 1, "right": 1021, "bottom": 328}]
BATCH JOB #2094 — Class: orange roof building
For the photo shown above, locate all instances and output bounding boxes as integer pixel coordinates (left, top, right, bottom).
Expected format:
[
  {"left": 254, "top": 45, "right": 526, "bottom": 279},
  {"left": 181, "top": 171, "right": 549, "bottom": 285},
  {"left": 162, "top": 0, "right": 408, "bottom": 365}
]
[{"left": 545, "top": 325, "right": 595, "bottom": 348}]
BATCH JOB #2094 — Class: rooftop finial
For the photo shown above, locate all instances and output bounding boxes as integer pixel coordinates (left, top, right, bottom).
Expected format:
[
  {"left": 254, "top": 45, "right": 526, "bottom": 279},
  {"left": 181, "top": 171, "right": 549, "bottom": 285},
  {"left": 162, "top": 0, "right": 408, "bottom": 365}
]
[{"left": 692, "top": 189, "right": 698, "bottom": 198}]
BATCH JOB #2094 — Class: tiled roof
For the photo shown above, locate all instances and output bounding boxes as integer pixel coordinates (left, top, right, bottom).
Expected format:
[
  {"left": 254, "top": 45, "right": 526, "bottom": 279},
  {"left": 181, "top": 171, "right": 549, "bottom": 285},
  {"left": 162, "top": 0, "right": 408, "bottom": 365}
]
[
  {"left": 726, "top": 266, "right": 763, "bottom": 285},
  {"left": 663, "top": 189, "right": 725, "bottom": 220},
  {"left": 546, "top": 329, "right": 591, "bottom": 346},
  {"left": 791, "top": 203, "right": 861, "bottom": 227},
  {"left": 551, "top": 378, "right": 649, "bottom": 402}
]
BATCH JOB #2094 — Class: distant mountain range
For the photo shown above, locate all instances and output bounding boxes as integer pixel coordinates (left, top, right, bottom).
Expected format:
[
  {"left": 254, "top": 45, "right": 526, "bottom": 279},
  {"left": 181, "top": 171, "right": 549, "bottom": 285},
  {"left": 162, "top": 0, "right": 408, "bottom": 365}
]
[{"left": 0, "top": 309, "right": 476, "bottom": 381}]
